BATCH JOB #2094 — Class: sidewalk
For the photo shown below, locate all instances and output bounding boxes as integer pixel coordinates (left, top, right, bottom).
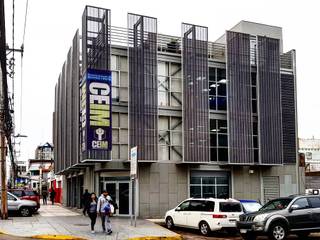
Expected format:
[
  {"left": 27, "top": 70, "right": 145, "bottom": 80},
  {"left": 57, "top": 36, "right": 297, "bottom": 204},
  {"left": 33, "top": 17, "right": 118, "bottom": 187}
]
[{"left": 0, "top": 204, "right": 181, "bottom": 240}]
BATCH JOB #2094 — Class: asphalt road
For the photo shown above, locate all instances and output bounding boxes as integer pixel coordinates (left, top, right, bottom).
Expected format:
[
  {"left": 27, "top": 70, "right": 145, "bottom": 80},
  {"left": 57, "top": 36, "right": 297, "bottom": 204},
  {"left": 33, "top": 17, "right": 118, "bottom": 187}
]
[{"left": 170, "top": 227, "right": 320, "bottom": 240}]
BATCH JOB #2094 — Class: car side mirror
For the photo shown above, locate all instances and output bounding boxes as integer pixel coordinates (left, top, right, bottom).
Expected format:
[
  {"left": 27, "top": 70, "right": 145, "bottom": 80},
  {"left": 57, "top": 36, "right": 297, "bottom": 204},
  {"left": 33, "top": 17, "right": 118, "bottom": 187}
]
[
  {"left": 289, "top": 204, "right": 299, "bottom": 212},
  {"left": 175, "top": 207, "right": 181, "bottom": 211}
]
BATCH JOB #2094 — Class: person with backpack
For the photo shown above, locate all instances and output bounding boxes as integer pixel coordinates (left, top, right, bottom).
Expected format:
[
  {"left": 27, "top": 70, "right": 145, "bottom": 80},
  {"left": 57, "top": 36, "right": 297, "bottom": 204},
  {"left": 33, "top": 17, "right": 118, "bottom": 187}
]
[
  {"left": 87, "top": 193, "right": 98, "bottom": 234},
  {"left": 97, "top": 190, "right": 112, "bottom": 235}
]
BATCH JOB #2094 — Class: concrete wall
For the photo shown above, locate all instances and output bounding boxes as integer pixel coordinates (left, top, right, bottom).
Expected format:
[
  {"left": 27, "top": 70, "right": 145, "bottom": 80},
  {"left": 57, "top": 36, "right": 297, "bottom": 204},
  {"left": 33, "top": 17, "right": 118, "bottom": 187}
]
[{"left": 139, "top": 163, "right": 188, "bottom": 218}]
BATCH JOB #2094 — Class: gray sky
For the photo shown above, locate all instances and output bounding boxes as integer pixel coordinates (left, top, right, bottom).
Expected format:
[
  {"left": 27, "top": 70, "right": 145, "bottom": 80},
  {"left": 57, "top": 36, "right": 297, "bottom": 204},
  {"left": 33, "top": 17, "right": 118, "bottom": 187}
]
[{"left": 4, "top": 0, "right": 320, "bottom": 162}]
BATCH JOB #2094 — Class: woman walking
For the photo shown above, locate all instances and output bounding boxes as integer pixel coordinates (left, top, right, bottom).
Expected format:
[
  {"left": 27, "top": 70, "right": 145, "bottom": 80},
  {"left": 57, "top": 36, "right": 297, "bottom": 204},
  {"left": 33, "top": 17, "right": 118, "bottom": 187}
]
[{"left": 88, "top": 193, "right": 98, "bottom": 234}]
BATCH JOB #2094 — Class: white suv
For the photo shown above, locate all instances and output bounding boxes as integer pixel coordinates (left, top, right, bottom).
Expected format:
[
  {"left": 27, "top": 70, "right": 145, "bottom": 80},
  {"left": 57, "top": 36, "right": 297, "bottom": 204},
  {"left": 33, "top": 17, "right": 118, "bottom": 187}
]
[{"left": 165, "top": 198, "right": 243, "bottom": 236}]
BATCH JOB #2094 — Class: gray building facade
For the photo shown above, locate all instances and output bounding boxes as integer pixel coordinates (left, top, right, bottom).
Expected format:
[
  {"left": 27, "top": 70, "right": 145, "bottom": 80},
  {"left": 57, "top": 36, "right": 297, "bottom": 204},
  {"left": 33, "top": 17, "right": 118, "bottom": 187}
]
[{"left": 53, "top": 7, "right": 303, "bottom": 217}]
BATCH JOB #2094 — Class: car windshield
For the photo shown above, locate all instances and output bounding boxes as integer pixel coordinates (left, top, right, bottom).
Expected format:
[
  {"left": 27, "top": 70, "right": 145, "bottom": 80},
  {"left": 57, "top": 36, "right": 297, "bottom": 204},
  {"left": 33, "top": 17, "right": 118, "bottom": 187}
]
[
  {"left": 25, "top": 191, "right": 37, "bottom": 196},
  {"left": 242, "top": 202, "right": 262, "bottom": 213},
  {"left": 259, "top": 198, "right": 292, "bottom": 211}
]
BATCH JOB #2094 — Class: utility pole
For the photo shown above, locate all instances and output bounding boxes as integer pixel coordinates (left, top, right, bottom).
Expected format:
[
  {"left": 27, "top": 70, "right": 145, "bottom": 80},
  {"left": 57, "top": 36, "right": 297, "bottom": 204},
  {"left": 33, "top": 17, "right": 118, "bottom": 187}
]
[{"left": 0, "top": 0, "right": 9, "bottom": 220}]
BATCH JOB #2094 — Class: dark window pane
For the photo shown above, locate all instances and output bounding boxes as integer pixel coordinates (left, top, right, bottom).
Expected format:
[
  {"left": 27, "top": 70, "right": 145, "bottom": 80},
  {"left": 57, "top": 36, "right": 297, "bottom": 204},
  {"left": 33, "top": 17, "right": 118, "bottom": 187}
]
[
  {"left": 217, "top": 186, "right": 229, "bottom": 198},
  {"left": 24, "top": 191, "right": 36, "bottom": 196},
  {"left": 204, "top": 201, "right": 215, "bottom": 212},
  {"left": 210, "top": 119, "right": 217, "bottom": 131},
  {"left": 189, "top": 201, "right": 205, "bottom": 211},
  {"left": 309, "top": 197, "right": 320, "bottom": 208},
  {"left": 253, "top": 136, "right": 258, "bottom": 149},
  {"left": 218, "top": 120, "right": 227, "bottom": 133},
  {"left": 252, "top": 100, "right": 257, "bottom": 113},
  {"left": 209, "top": 81, "right": 217, "bottom": 95},
  {"left": 202, "top": 186, "right": 215, "bottom": 198},
  {"left": 218, "top": 83, "right": 226, "bottom": 96},
  {"left": 202, "top": 177, "right": 215, "bottom": 184},
  {"left": 209, "top": 96, "right": 217, "bottom": 110},
  {"left": 209, "top": 67, "right": 216, "bottom": 81},
  {"left": 211, "top": 148, "right": 217, "bottom": 161},
  {"left": 217, "top": 68, "right": 226, "bottom": 81},
  {"left": 218, "top": 135, "right": 228, "bottom": 147},
  {"left": 254, "top": 149, "right": 259, "bottom": 163},
  {"left": 217, "top": 97, "right": 227, "bottom": 111},
  {"left": 217, "top": 176, "right": 229, "bottom": 184},
  {"left": 251, "top": 72, "right": 257, "bottom": 85},
  {"left": 219, "top": 202, "right": 242, "bottom": 212},
  {"left": 293, "top": 198, "right": 310, "bottom": 209},
  {"left": 190, "top": 186, "right": 201, "bottom": 198},
  {"left": 253, "top": 122, "right": 258, "bottom": 135},
  {"left": 218, "top": 148, "right": 228, "bottom": 161},
  {"left": 252, "top": 87, "right": 256, "bottom": 99},
  {"left": 190, "top": 177, "right": 201, "bottom": 184},
  {"left": 210, "top": 134, "right": 217, "bottom": 147}
]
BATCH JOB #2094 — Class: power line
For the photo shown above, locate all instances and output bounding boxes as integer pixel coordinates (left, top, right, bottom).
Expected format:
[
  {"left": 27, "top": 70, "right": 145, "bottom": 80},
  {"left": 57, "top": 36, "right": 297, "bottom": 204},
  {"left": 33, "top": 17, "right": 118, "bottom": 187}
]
[{"left": 22, "top": 0, "right": 29, "bottom": 46}]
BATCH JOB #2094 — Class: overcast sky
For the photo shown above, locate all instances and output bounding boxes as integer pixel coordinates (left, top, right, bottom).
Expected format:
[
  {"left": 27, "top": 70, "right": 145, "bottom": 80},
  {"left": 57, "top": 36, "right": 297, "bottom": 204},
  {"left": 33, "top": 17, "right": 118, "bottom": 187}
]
[{"left": 4, "top": 0, "right": 320, "bottom": 162}]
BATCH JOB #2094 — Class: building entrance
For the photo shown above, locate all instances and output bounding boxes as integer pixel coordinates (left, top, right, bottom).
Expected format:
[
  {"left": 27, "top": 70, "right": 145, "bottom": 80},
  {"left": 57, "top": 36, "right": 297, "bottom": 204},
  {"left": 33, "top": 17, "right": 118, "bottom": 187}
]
[{"left": 100, "top": 176, "right": 130, "bottom": 216}]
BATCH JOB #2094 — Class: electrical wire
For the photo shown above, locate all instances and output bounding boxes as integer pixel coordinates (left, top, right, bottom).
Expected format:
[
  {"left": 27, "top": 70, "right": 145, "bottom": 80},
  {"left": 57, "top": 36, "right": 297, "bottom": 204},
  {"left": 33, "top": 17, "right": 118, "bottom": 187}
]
[{"left": 22, "top": 0, "right": 28, "bottom": 46}]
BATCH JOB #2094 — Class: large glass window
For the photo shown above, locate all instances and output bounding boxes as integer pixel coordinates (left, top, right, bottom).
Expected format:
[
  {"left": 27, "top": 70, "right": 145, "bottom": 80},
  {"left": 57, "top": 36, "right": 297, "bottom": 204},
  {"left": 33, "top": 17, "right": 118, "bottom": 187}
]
[
  {"left": 111, "top": 55, "right": 128, "bottom": 103},
  {"left": 158, "top": 61, "right": 182, "bottom": 107},
  {"left": 158, "top": 116, "right": 182, "bottom": 161},
  {"left": 210, "top": 119, "right": 228, "bottom": 161},
  {"left": 190, "top": 172, "right": 230, "bottom": 199},
  {"left": 209, "top": 68, "right": 227, "bottom": 111}
]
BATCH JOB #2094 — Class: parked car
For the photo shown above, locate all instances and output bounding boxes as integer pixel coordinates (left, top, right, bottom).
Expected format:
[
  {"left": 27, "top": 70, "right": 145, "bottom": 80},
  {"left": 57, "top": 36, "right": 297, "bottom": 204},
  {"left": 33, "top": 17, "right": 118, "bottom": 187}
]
[
  {"left": 0, "top": 191, "right": 38, "bottom": 217},
  {"left": 8, "top": 189, "right": 40, "bottom": 211},
  {"left": 165, "top": 198, "right": 243, "bottom": 236},
  {"left": 237, "top": 195, "right": 320, "bottom": 240},
  {"left": 240, "top": 200, "right": 262, "bottom": 213}
]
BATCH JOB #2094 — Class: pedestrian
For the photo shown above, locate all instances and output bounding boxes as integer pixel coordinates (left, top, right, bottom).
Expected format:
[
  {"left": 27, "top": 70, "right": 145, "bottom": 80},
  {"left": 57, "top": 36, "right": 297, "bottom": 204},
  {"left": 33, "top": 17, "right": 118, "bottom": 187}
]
[
  {"left": 88, "top": 193, "right": 98, "bottom": 234},
  {"left": 42, "top": 190, "right": 48, "bottom": 205},
  {"left": 81, "top": 189, "right": 91, "bottom": 216},
  {"left": 50, "top": 188, "right": 56, "bottom": 205},
  {"left": 97, "top": 190, "right": 112, "bottom": 235}
]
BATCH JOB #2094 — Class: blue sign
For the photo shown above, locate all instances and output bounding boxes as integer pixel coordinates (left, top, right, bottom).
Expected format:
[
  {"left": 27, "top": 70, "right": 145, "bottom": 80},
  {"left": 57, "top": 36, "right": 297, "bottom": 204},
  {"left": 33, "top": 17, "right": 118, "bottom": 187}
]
[{"left": 81, "top": 69, "right": 112, "bottom": 152}]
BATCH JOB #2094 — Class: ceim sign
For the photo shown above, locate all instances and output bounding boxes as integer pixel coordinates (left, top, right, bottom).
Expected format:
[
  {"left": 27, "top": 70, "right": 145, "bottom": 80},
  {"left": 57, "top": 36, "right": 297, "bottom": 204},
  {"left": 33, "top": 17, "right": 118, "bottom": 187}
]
[{"left": 81, "top": 69, "right": 112, "bottom": 152}]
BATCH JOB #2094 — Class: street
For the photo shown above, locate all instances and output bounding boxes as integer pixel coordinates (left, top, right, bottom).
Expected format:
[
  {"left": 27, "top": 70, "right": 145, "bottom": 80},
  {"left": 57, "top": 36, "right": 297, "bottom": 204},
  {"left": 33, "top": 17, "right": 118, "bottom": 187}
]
[{"left": 171, "top": 227, "right": 320, "bottom": 240}]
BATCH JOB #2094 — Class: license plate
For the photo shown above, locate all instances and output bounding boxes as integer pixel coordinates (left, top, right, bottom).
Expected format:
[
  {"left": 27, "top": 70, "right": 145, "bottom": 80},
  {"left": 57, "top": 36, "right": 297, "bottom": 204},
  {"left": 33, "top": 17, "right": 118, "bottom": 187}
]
[{"left": 240, "top": 229, "right": 247, "bottom": 233}]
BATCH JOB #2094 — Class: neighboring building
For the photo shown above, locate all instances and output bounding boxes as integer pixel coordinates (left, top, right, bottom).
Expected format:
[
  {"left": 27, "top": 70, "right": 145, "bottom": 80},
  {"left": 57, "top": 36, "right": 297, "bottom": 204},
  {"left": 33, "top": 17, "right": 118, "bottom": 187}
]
[
  {"left": 53, "top": 6, "right": 302, "bottom": 218},
  {"left": 28, "top": 143, "right": 54, "bottom": 191},
  {"left": 299, "top": 137, "right": 320, "bottom": 190}
]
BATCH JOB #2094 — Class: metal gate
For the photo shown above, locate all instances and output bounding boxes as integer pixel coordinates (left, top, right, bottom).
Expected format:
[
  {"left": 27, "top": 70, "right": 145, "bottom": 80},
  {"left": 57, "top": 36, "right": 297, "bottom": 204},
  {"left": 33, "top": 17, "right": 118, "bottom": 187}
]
[{"left": 263, "top": 176, "right": 280, "bottom": 203}]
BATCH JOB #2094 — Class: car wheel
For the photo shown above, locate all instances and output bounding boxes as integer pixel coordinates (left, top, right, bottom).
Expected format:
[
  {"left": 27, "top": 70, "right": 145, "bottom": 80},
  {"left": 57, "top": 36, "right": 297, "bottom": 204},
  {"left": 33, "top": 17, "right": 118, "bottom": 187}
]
[
  {"left": 199, "top": 221, "right": 211, "bottom": 236},
  {"left": 240, "top": 233, "right": 256, "bottom": 240},
  {"left": 268, "top": 222, "right": 287, "bottom": 240},
  {"left": 165, "top": 216, "right": 174, "bottom": 229},
  {"left": 20, "top": 207, "right": 31, "bottom": 217}
]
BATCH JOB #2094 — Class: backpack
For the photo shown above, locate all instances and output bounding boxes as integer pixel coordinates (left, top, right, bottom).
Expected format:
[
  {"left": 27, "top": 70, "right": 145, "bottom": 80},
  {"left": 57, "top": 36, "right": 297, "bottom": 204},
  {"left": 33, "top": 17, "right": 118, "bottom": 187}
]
[{"left": 103, "top": 202, "right": 111, "bottom": 213}]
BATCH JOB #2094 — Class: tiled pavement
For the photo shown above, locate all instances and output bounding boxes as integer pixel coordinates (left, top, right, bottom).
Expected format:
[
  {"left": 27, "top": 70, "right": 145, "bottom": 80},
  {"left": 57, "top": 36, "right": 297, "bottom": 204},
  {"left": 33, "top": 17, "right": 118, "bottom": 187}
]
[{"left": 0, "top": 204, "right": 179, "bottom": 240}]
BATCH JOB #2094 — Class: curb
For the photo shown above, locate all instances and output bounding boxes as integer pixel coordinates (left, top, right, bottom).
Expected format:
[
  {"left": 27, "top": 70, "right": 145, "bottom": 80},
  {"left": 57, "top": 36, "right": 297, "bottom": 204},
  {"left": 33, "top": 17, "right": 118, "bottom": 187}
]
[
  {"left": 0, "top": 230, "right": 87, "bottom": 240},
  {"left": 128, "top": 235, "right": 182, "bottom": 240}
]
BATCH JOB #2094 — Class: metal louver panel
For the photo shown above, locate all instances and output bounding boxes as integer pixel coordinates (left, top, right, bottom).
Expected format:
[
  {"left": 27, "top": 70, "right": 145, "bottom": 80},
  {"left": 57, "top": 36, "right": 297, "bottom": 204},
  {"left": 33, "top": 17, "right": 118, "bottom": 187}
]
[
  {"left": 182, "top": 23, "right": 209, "bottom": 163},
  {"left": 257, "top": 36, "right": 283, "bottom": 165},
  {"left": 128, "top": 13, "right": 158, "bottom": 161},
  {"left": 263, "top": 176, "right": 280, "bottom": 202},
  {"left": 281, "top": 73, "right": 296, "bottom": 164},
  {"left": 226, "top": 31, "right": 254, "bottom": 164}
]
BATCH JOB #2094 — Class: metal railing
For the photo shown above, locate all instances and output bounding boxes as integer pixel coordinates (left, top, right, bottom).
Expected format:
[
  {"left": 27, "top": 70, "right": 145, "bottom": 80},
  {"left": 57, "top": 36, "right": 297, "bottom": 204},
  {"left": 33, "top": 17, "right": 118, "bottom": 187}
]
[{"left": 108, "top": 25, "right": 293, "bottom": 69}]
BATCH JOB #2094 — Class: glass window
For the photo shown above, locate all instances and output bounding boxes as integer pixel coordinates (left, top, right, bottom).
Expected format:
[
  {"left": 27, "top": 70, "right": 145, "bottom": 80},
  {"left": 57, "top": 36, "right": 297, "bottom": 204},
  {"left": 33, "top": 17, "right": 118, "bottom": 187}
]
[
  {"left": 218, "top": 120, "right": 227, "bottom": 133},
  {"left": 190, "top": 177, "right": 201, "bottom": 184},
  {"left": 309, "top": 197, "right": 320, "bottom": 208},
  {"left": 202, "top": 177, "right": 215, "bottom": 184},
  {"left": 209, "top": 96, "right": 217, "bottom": 110},
  {"left": 252, "top": 100, "right": 257, "bottom": 114},
  {"left": 217, "top": 186, "right": 229, "bottom": 198},
  {"left": 210, "top": 134, "right": 217, "bottom": 147},
  {"left": 209, "top": 68, "right": 216, "bottom": 81},
  {"left": 189, "top": 201, "right": 205, "bottom": 211},
  {"left": 217, "top": 176, "right": 228, "bottom": 184},
  {"left": 260, "top": 198, "right": 292, "bottom": 211},
  {"left": 210, "top": 148, "right": 217, "bottom": 161},
  {"left": 7, "top": 194, "right": 16, "bottom": 201},
  {"left": 218, "top": 84, "right": 226, "bottom": 96},
  {"left": 202, "top": 186, "right": 215, "bottom": 198},
  {"left": 204, "top": 201, "right": 215, "bottom": 212},
  {"left": 217, "top": 69, "right": 226, "bottom": 81},
  {"left": 12, "top": 190, "right": 23, "bottom": 197},
  {"left": 219, "top": 202, "right": 242, "bottom": 212},
  {"left": 178, "top": 201, "right": 190, "bottom": 211},
  {"left": 218, "top": 135, "right": 228, "bottom": 147},
  {"left": 293, "top": 198, "right": 310, "bottom": 209},
  {"left": 251, "top": 72, "right": 257, "bottom": 86},
  {"left": 217, "top": 97, "right": 227, "bottom": 111},
  {"left": 190, "top": 186, "right": 201, "bottom": 198},
  {"left": 209, "top": 82, "right": 217, "bottom": 96},
  {"left": 218, "top": 148, "right": 228, "bottom": 161}
]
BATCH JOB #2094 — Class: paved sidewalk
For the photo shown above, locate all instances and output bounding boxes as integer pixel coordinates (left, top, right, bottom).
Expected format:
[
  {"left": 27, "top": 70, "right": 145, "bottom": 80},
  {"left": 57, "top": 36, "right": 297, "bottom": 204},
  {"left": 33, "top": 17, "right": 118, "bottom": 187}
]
[{"left": 0, "top": 204, "right": 180, "bottom": 240}]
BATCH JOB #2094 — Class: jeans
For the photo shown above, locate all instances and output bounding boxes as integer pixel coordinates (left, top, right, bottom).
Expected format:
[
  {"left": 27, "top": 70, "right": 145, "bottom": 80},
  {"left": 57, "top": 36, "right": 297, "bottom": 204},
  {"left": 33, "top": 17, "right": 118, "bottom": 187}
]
[
  {"left": 100, "top": 212, "right": 112, "bottom": 232},
  {"left": 88, "top": 212, "right": 97, "bottom": 231}
]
